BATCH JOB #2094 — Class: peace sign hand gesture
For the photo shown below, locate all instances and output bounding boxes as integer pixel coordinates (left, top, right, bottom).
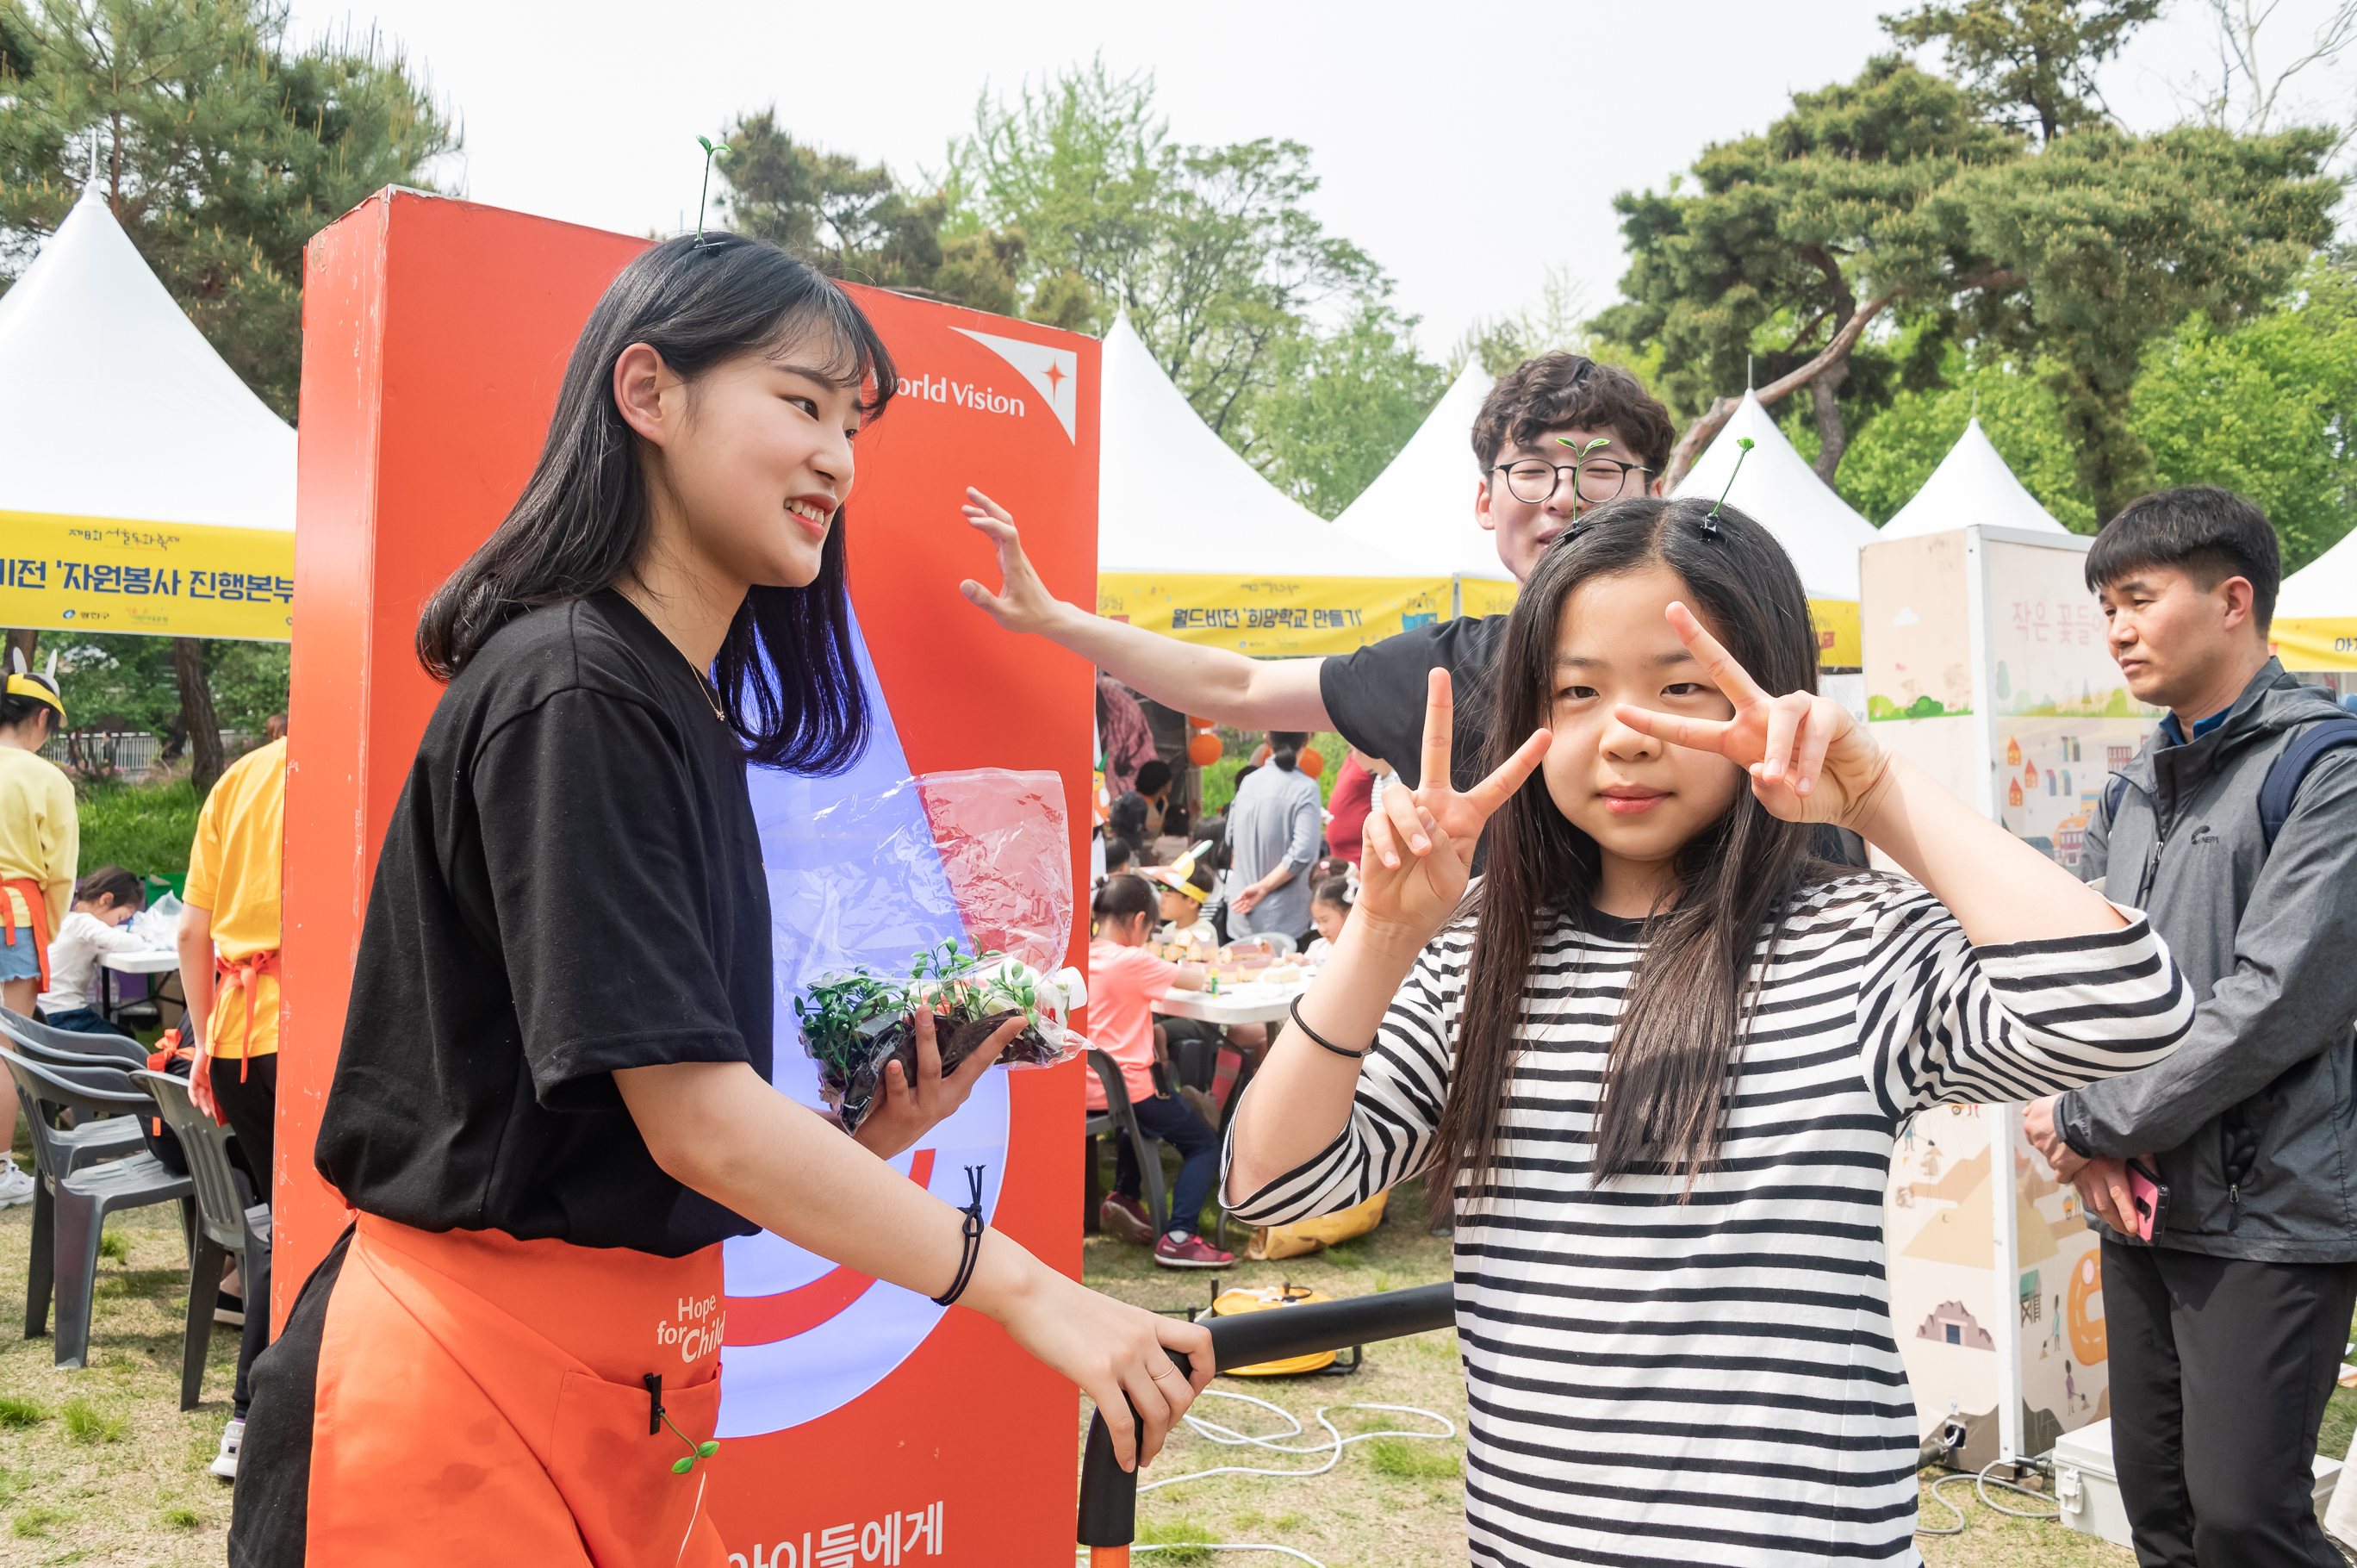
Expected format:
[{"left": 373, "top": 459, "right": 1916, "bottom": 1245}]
[
  {"left": 1610, "top": 602, "right": 1893, "bottom": 827},
  {"left": 1358, "top": 669, "right": 1551, "bottom": 951}
]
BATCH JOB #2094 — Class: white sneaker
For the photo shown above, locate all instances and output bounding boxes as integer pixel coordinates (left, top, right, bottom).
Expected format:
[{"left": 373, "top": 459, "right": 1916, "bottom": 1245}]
[
  {"left": 0, "top": 1160, "right": 34, "bottom": 1210},
  {"left": 209, "top": 1418, "right": 243, "bottom": 1480}
]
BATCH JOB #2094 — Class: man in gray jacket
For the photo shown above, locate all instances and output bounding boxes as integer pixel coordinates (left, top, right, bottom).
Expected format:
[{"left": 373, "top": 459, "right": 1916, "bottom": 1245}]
[{"left": 2024, "top": 487, "right": 2357, "bottom": 1568}]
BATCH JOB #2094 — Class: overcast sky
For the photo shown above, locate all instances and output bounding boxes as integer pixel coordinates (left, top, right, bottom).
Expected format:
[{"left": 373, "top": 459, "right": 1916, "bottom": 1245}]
[{"left": 284, "top": 0, "right": 2357, "bottom": 362}]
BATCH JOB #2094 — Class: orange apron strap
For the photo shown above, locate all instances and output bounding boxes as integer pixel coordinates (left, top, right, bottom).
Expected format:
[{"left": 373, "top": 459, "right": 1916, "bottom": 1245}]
[
  {"left": 213, "top": 949, "right": 277, "bottom": 1082},
  {"left": 2, "top": 878, "right": 53, "bottom": 992},
  {"left": 306, "top": 1220, "right": 728, "bottom": 1568}
]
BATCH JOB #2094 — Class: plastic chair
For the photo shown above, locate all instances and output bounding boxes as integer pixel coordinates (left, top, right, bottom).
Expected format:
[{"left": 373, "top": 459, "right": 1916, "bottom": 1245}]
[
  {"left": 1, "top": 1008, "right": 148, "bottom": 1068},
  {"left": 1083, "top": 1049, "right": 1167, "bottom": 1236},
  {"left": 0, "top": 1021, "right": 147, "bottom": 1169},
  {"left": 133, "top": 1071, "right": 268, "bottom": 1410},
  {"left": 1, "top": 1048, "right": 193, "bottom": 1368}
]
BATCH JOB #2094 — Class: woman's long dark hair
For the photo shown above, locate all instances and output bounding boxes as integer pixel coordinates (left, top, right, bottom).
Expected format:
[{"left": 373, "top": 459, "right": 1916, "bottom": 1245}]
[
  {"left": 416, "top": 233, "right": 895, "bottom": 775},
  {"left": 1427, "top": 495, "right": 1838, "bottom": 1213}
]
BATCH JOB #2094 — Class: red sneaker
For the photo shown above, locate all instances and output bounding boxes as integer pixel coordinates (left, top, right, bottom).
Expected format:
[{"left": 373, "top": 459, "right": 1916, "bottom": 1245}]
[
  {"left": 1153, "top": 1234, "right": 1234, "bottom": 1270},
  {"left": 1098, "top": 1194, "right": 1154, "bottom": 1245}
]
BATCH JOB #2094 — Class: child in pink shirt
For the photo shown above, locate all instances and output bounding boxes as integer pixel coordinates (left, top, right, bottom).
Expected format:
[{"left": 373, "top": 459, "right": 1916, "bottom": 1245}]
[{"left": 1087, "top": 874, "right": 1233, "bottom": 1268}]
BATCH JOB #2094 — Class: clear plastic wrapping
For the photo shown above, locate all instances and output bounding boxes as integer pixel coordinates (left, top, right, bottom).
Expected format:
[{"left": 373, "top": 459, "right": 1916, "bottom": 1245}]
[{"left": 789, "top": 768, "right": 1086, "bottom": 1134}]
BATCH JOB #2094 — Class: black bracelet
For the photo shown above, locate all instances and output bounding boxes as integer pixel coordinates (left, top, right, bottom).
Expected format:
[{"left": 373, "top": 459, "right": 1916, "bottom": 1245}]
[
  {"left": 1290, "top": 995, "right": 1366, "bottom": 1060},
  {"left": 931, "top": 1164, "right": 987, "bottom": 1307}
]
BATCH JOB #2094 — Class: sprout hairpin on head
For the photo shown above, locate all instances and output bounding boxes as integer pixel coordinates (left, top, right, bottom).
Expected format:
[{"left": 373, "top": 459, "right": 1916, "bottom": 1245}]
[
  {"left": 1551, "top": 434, "right": 1614, "bottom": 542},
  {"left": 1699, "top": 437, "right": 1754, "bottom": 536},
  {"left": 693, "top": 135, "right": 731, "bottom": 247}
]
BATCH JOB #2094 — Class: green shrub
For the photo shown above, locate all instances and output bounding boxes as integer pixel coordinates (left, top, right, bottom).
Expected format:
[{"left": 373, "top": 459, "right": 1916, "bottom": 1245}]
[
  {"left": 0, "top": 1397, "right": 47, "bottom": 1428},
  {"left": 60, "top": 1399, "right": 123, "bottom": 1445},
  {"left": 72, "top": 778, "right": 201, "bottom": 880}
]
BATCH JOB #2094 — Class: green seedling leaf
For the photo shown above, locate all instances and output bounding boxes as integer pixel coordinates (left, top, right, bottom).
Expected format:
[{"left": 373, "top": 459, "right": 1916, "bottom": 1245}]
[
  {"left": 698, "top": 1440, "right": 720, "bottom": 1457},
  {"left": 673, "top": 1456, "right": 694, "bottom": 1474}
]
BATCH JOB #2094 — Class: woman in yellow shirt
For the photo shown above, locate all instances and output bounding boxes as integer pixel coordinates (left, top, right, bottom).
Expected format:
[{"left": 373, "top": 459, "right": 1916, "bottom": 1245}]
[{"left": 0, "top": 660, "right": 72, "bottom": 1210}]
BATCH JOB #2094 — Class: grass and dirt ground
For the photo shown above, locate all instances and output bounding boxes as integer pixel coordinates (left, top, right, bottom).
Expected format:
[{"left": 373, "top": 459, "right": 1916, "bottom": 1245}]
[{"left": 0, "top": 1125, "right": 2350, "bottom": 1566}]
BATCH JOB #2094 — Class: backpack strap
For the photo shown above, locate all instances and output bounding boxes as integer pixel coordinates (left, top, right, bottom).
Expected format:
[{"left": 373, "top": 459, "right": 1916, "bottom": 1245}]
[
  {"left": 2102, "top": 771, "right": 2130, "bottom": 829},
  {"left": 2260, "top": 717, "right": 2357, "bottom": 852}
]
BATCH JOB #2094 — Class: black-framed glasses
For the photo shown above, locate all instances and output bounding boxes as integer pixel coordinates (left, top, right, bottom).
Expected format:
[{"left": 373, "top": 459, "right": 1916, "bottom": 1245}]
[{"left": 1492, "top": 457, "right": 1653, "bottom": 506}]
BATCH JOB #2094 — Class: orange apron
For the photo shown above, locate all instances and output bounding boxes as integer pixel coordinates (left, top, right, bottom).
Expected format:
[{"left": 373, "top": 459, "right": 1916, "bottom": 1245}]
[
  {"left": 2, "top": 876, "right": 52, "bottom": 991},
  {"left": 305, "top": 1214, "right": 730, "bottom": 1567},
  {"left": 211, "top": 947, "right": 277, "bottom": 1081}
]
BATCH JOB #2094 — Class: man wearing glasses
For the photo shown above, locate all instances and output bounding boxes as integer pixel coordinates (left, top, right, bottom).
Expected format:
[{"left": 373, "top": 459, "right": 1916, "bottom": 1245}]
[{"left": 960, "top": 354, "right": 1678, "bottom": 794}]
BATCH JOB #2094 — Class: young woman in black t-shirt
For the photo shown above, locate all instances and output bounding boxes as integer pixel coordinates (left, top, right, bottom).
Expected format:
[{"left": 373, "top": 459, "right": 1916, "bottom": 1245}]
[{"left": 232, "top": 235, "right": 1210, "bottom": 1567}]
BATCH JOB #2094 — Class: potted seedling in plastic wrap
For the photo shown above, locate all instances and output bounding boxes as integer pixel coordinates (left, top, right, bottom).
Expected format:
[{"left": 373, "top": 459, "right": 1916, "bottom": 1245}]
[{"left": 796, "top": 940, "right": 1087, "bottom": 1135}]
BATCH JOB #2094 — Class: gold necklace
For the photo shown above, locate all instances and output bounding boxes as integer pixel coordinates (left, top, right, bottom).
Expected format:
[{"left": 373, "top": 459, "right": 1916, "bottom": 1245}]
[{"left": 689, "top": 663, "right": 728, "bottom": 725}]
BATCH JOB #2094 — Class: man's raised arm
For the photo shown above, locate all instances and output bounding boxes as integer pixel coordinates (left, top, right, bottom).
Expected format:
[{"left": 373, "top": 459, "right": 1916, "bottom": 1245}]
[{"left": 958, "top": 488, "right": 1333, "bottom": 731}]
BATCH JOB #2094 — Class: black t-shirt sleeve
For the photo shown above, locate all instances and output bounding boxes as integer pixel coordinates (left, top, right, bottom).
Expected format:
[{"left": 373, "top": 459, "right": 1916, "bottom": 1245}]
[
  {"left": 474, "top": 688, "right": 754, "bottom": 1111},
  {"left": 1318, "top": 618, "right": 1506, "bottom": 792}
]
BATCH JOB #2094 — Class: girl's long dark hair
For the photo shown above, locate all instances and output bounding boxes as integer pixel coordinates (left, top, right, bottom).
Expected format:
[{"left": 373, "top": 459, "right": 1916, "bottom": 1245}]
[
  {"left": 416, "top": 233, "right": 896, "bottom": 775},
  {"left": 1427, "top": 495, "right": 1838, "bottom": 1213}
]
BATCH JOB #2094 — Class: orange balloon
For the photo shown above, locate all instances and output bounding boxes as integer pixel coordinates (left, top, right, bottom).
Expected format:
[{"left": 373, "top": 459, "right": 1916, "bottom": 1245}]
[
  {"left": 1298, "top": 747, "right": 1324, "bottom": 778},
  {"left": 1185, "top": 714, "right": 1216, "bottom": 731},
  {"left": 1188, "top": 732, "right": 1224, "bottom": 767}
]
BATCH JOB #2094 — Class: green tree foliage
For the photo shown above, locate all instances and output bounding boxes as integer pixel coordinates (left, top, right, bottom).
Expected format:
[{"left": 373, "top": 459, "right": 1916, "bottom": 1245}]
[
  {"left": 1594, "top": 59, "right": 2014, "bottom": 481},
  {"left": 946, "top": 59, "right": 1439, "bottom": 475},
  {"left": 49, "top": 631, "right": 286, "bottom": 759},
  {"left": 718, "top": 110, "right": 1024, "bottom": 316},
  {"left": 1601, "top": 54, "right": 2338, "bottom": 518},
  {"left": 1881, "top": 0, "right": 2161, "bottom": 141},
  {"left": 0, "top": 0, "right": 458, "bottom": 419},
  {"left": 2128, "top": 259, "right": 2357, "bottom": 572},
  {"left": 1246, "top": 301, "right": 1448, "bottom": 519}
]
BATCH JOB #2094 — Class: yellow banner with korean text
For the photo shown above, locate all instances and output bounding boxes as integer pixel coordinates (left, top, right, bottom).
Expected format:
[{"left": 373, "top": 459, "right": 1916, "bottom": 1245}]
[
  {"left": 1098, "top": 572, "right": 1452, "bottom": 657},
  {"left": 1457, "top": 576, "right": 1519, "bottom": 620},
  {"left": 0, "top": 512, "right": 294, "bottom": 641},
  {"left": 1812, "top": 599, "right": 1862, "bottom": 669},
  {"left": 2272, "top": 618, "right": 2357, "bottom": 674}
]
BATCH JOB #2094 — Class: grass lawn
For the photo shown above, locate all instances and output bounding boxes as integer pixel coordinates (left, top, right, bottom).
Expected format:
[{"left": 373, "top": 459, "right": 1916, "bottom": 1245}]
[{"left": 0, "top": 1120, "right": 2349, "bottom": 1565}]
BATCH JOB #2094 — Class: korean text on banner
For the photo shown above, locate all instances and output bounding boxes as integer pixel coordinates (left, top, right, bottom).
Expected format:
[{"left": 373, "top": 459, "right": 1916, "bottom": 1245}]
[
  {"left": 1812, "top": 599, "right": 1863, "bottom": 669},
  {"left": 0, "top": 511, "right": 295, "bottom": 640},
  {"left": 1457, "top": 577, "right": 1520, "bottom": 620},
  {"left": 2272, "top": 618, "right": 2357, "bottom": 674},
  {"left": 1098, "top": 571, "right": 1449, "bottom": 656}
]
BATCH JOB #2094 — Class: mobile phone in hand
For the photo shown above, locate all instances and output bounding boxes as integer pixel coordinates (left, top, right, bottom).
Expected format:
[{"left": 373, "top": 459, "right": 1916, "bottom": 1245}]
[{"left": 2127, "top": 1160, "right": 2169, "bottom": 1242}]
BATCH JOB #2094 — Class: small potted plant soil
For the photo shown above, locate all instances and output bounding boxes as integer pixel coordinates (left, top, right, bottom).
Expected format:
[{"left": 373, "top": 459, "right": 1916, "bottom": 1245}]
[{"left": 795, "top": 941, "right": 1082, "bottom": 1134}]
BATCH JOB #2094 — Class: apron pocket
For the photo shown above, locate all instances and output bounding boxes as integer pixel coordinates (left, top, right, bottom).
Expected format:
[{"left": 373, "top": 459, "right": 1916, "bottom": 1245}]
[{"left": 548, "top": 1369, "right": 722, "bottom": 1568}]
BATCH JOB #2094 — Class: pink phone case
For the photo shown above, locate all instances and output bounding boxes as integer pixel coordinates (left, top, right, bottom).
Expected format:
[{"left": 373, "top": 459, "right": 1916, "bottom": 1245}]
[{"left": 2128, "top": 1164, "right": 2164, "bottom": 1241}]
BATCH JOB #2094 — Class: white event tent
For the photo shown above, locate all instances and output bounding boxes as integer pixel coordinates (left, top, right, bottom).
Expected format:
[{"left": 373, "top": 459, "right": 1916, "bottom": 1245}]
[
  {"left": 1098, "top": 315, "right": 1446, "bottom": 655},
  {"left": 2274, "top": 525, "right": 2357, "bottom": 674},
  {"left": 1672, "top": 389, "right": 1879, "bottom": 666},
  {"left": 0, "top": 180, "right": 296, "bottom": 640},
  {"left": 0, "top": 181, "right": 295, "bottom": 532},
  {"left": 1333, "top": 360, "right": 1515, "bottom": 614},
  {"left": 1879, "top": 417, "right": 2073, "bottom": 541}
]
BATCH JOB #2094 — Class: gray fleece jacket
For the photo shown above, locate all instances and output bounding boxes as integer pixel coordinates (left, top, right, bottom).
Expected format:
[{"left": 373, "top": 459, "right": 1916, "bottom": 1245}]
[{"left": 2062, "top": 659, "right": 2357, "bottom": 1263}]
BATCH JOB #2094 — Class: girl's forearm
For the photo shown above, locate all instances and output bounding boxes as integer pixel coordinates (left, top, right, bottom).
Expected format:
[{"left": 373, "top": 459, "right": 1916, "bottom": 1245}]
[
  {"left": 1851, "top": 753, "right": 2125, "bottom": 944},
  {"left": 618, "top": 1061, "right": 1051, "bottom": 1323},
  {"left": 1226, "top": 917, "right": 1422, "bottom": 1198}
]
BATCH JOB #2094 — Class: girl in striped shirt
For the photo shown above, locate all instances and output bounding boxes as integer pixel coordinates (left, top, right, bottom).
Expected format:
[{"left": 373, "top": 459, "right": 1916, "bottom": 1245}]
[{"left": 1225, "top": 495, "right": 2192, "bottom": 1566}]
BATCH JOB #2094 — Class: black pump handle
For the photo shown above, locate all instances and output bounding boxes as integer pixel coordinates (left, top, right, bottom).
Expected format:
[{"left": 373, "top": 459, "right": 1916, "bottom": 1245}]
[{"left": 1076, "top": 1282, "right": 1453, "bottom": 1548}]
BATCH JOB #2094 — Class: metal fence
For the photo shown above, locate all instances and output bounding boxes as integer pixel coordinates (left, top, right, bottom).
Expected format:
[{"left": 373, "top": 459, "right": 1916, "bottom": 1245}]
[{"left": 43, "top": 730, "right": 250, "bottom": 781}]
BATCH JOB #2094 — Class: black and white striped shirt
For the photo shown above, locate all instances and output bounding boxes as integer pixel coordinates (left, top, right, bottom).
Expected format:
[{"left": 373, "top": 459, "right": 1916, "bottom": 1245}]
[{"left": 1226, "top": 875, "right": 2190, "bottom": 1566}]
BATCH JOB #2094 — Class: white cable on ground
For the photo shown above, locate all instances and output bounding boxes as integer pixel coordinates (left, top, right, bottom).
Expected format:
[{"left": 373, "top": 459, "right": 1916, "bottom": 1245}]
[
  {"left": 1138, "top": 1391, "right": 1457, "bottom": 1492},
  {"left": 1915, "top": 1459, "right": 2062, "bottom": 1537}
]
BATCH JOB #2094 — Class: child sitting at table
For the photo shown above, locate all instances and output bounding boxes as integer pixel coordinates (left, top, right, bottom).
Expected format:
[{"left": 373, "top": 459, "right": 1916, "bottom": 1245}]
[
  {"left": 1146, "top": 846, "right": 1217, "bottom": 949},
  {"left": 1088, "top": 874, "right": 1234, "bottom": 1268},
  {"left": 36, "top": 866, "right": 147, "bottom": 1035},
  {"left": 1303, "top": 868, "right": 1355, "bottom": 965}
]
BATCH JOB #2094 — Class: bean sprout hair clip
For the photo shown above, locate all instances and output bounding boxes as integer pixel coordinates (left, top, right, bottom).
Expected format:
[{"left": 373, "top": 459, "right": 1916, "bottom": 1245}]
[
  {"left": 1551, "top": 435, "right": 1614, "bottom": 544},
  {"left": 692, "top": 136, "right": 731, "bottom": 249},
  {"left": 1698, "top": 438, "right": 1754, "bottom": 537}
]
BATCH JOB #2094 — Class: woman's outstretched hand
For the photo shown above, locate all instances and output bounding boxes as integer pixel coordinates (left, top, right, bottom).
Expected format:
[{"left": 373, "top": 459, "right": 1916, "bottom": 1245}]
[
  {"left": 850, "top": 1005, "right": 1012, "bottom": 1161},
  {"left": 956, "top": 488, "right": 1063, "bottom": 635},
  {"left": 1358, "top": 669, "right": 1549, "bottom": 949},
  {"left": 1613, "top": 602, "right": 1892, "bottom": 827}
]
